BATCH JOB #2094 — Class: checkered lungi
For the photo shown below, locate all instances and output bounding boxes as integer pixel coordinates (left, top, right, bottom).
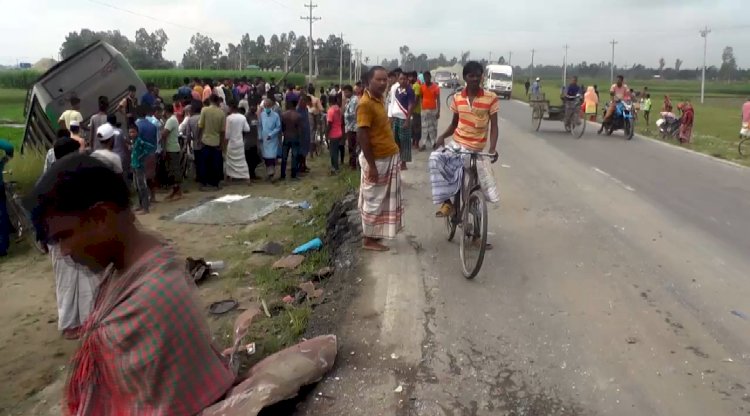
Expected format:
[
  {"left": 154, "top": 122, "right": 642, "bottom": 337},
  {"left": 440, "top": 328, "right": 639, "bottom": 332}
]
[
  {"left": 392, "top": 118, "right": 412, "bottom": 162},
  {"left": 421, "top": 109, "right": 438, "bottom": 148}
]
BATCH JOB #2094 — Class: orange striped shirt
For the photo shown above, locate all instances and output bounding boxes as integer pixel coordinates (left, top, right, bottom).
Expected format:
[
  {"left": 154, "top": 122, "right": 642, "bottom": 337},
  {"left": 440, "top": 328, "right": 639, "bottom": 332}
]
[{"left": 449, "top": 89, "right": 499, "bottom": 151}]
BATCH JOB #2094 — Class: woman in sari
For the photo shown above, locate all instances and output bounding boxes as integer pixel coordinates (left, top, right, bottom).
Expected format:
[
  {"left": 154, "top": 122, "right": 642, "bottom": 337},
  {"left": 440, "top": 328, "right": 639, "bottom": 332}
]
[
  {"left": 584, "top": 86, "right": 599, "bottom": 122},
  {"left": 678, "top": 102, "right": 694, "bottom": 144}
]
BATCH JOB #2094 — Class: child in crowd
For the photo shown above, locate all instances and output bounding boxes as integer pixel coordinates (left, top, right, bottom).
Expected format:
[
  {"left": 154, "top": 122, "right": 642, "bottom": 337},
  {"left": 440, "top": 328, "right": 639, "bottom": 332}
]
[{"left": 129, "top": 125, "right": 156, "bottom": 214}]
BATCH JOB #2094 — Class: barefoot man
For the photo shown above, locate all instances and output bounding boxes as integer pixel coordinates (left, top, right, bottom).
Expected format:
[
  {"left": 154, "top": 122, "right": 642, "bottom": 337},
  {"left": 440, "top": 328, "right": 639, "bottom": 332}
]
[{"left": 357, "top": 66, "right": 404, "bottom": 251}]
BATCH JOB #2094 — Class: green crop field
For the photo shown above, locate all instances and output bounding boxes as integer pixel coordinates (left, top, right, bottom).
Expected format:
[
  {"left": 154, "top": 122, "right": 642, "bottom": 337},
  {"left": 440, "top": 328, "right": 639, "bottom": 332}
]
[
  {"left": 513, "top": 78, "right": 750, "bottom": 165},
  {"left": 0, "top": 69, "right": 306, "bottom": 90}
]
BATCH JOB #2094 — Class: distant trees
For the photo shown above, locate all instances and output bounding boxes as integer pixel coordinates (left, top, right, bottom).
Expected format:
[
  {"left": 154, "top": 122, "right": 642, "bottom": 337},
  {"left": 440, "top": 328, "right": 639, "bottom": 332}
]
[
  {"left": 59, "top": 28, "right": 173, "bottom": 69},
  {"left": 658, "top": 57, "right": 666, "bottom": 75},
  {"left": 720, "top": 46, "right": 738, "bottom": 81},
  {"left": 675, "top": 58, "right": 683, "bottom": 71},
  {"left": 498, "top": 56, "right": 506, "bottom": 65}
]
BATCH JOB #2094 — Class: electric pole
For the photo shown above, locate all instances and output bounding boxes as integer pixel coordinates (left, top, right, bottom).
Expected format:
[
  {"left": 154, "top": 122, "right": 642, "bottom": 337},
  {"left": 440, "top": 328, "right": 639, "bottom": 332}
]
[
  {"left": 339, "top": 33, "right": 344, "bottom": 86},
  {"left": 530, "top": 49, "right": 535, "bottom": 80},
  {"left": 700, "top": 26, "right": 710, "bottom": 104},
  {"left": 609, "top": 39, "right": 618, "bottom": 84},
  {"left": 301, "top": 1, "right": 320, "bottom": 84},
  {"left": 563, "top": 44, "right": 569, "bottom": 86},
  {"left": 508, "top": 51, "right": 512, "bottom": 66},
  {"left": 489, "top": 51, "right": 493, "bottom": 63}
]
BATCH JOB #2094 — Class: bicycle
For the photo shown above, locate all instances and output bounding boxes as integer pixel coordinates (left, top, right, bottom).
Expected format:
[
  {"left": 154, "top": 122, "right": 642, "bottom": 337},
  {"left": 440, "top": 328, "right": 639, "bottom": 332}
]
[
  {"left": 3, "top": 175, "right": 47, "bottom": 254},
  {"left": 443, "top": 148, "right": 497, "bottom": 279}
]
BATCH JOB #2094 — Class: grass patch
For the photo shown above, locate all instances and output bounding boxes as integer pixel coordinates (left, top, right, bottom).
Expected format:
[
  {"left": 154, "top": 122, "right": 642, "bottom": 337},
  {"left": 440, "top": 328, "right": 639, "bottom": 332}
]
[
  {"left": 202, "top": 161, "right": 359, "bottom": 363},
  {"left": 513, "top": 79, "right": 750, "bottom": 166},
  {"left": 0, "top": 89, "right": 25, "bottom": 124}
]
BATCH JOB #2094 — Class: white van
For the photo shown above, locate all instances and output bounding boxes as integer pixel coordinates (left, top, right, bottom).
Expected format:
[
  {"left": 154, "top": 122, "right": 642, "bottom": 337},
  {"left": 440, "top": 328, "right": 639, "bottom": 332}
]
[{"left": 484, "top": 65, "right": 513, "bottom": 99}]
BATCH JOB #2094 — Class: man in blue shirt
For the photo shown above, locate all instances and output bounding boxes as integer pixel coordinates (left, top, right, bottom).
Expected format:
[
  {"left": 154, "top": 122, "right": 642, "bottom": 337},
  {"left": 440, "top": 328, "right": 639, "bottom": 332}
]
[
  {"left": 177, "top": 78, "right": 193, "bottom": 100},
  {"left": 141, "top": 82, "right": 157, "bottom": 109},
  {"left": 134, "top": 105, "right": 158, "bottom": 203},
  {"left": 0, "top": 138, "right": 14, "bottom": 256},
  {"left": 563, "top": 76, "right": 582, "bottom": 128}
]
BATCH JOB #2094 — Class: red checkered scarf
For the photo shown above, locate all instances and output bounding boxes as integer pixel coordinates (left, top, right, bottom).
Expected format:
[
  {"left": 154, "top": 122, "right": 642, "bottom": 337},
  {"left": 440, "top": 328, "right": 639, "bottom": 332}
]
[{"left": 65, "top": 246, "right": 234, "bottom": 415}]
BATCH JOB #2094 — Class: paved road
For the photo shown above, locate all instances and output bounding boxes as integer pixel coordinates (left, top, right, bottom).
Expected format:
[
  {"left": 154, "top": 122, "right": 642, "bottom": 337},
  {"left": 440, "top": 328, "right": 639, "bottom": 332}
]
[{"left": 297, "top": 91, "right": 750, "bottom": 416}]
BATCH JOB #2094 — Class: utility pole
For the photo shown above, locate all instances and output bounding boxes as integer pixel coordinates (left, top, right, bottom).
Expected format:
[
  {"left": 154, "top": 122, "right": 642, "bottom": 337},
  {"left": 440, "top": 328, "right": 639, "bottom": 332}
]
[
  {"left": 609, "top": 39, "right": 618, "bottom": 84},
  {"left": 562, "top": 44, "right": 569, "bottom": 86},
  {"left": 700, "top": 25, "right": 710, "bottom": 104},
  {"left": 339, "top": 33, "right": 344, "bottom": 86},
  {"left": 489, "top": 51, "right": 493, "bottom": 63},
  {"left": 301, "top": 1, "right": 320, "bottom": 84},
  {"left": 530, "top": 49, "right": 535, "bottom": 80},
  {"left": 508, "top": 51, "right": 512, "bottom": 66}
]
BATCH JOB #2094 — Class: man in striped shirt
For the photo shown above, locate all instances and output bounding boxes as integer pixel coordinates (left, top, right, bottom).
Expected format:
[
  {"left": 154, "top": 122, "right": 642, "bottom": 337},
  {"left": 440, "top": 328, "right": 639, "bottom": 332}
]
[{"left": 432, "top": 61, "right": 499, "bottom": 218}]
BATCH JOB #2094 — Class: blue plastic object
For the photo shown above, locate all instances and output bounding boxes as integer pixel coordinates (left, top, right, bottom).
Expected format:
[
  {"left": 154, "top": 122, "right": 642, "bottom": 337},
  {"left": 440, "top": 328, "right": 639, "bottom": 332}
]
[{"left": 293, "top": 238, "right": 323, "bottom": 254}]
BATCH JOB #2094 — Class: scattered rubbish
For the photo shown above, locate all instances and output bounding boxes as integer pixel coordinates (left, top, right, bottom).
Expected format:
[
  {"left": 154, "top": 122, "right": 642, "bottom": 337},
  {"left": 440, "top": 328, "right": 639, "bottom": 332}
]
[
  {"left": 273, "top": 255, "right": 306, "bottom": 269},
  {"left": 209, "top": 299, "right": 239, "bottom": 315},
  {"left": 210, "top": 272, "right": 220, "bottom": 278},
  {"left": 299, "top": 281, "right": 324, "bottom": 299},
  {"left": 293, "top": 238, "right": 323, "bottom": 254},
  {"left": 174, "top": 195, "right": 292, "bottom": 225},
  {"left": 731, "top": 310, "right": 749, "bottom": 320},
  {"left": 261, "top": 299, "right": 271, "bottom": 318},
  {"left": 185, "top": 257, "right": 211, "bottom": 283},
  {"left": 282, "top": 295, "right": 294, "bottom": 304},
  {"left": 206, "top": 260, "right": 225, "bottom": 271},
  {"left": 334, "top": 377, "right": 340, "bottom": 381},
  {"left": 298, "top": 201, "right": 312, "bottom": 210},
  {"left": 722, "top": 358, "right": 734, "bottom": 363},
  {"left": 626, "top": 337, "right": 639, "bottom": 345},
  {"left": 252, "top": 241, "right": 284, "bottom": 256},
  {"left": 204, "top": 335, "right": 338, "bottom": 416},
  {"left": 223, "top": 342, "right": 256, "bottom": 357},
  {"left": 314, "top": 266, "right": 335, "bottom": 279},
  {"left": 394, "top": 385, "right": 403, "bottom": 393},
  {"left": 391, "top": 353, "right": 399, "bottom": 360}
]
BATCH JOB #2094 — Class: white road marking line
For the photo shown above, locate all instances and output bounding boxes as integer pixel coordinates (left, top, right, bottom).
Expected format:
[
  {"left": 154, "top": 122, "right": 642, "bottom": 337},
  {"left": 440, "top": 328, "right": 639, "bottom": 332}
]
[{"left": 592, "top": 167, "right": 635, "bottom": 192}]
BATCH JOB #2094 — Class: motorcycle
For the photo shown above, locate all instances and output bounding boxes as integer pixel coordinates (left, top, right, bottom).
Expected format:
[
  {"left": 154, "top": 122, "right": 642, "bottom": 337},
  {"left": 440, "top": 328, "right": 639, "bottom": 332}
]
[
  {"left": 598, "top": 99, "right": 635, "bottom": 140},
  {"left": 656, "top": 111, "right": 681, "bottom": 140}
]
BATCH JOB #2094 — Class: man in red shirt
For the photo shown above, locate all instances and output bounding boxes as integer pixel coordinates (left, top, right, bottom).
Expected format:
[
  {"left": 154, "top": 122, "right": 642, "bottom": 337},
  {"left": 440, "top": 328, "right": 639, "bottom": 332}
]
[{"left": 420, "top": 72, "right": 441, "bottom": 151}]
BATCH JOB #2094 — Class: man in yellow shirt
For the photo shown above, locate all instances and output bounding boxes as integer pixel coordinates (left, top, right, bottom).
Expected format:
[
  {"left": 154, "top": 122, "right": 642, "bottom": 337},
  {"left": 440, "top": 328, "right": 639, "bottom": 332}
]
[{"left": 357, "top": 66, "right": 403, "bottom": 252}]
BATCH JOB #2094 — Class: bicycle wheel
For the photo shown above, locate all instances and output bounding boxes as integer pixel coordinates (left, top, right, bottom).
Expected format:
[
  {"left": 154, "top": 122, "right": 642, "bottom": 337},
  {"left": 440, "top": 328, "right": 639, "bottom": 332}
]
[
  {"left": 531, "top": 106, "right": 543, "bottom": 131},
  {"left": 572, "top": 110, "right": 586, "bottom": 138},
  {"left": 740, "top": 137, "right": 750, "bottom": 156},
  {"left": 445, "top": 93, "right": 454, "bottom": 109},
  {"left": 624, "top": 119, "right": 635, "bottom": 140},
  {"left": 10, "top": 196, "right": 47, "bottom": 254},
  {"left": 459, "top": 189, "right": 488, "bottom": 279}
]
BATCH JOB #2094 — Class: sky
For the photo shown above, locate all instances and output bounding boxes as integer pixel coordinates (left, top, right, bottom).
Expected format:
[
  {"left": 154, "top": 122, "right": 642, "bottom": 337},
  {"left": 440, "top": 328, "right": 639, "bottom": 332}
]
[{"left": 1, "top": 0, "right": 749, "bottom": 69}]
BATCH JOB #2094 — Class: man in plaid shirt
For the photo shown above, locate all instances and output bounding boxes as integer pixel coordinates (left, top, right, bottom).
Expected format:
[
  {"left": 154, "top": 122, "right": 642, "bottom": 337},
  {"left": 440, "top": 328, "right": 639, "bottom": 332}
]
[{"left": 25, "top": 154, "right": 234, "bottom": 415}]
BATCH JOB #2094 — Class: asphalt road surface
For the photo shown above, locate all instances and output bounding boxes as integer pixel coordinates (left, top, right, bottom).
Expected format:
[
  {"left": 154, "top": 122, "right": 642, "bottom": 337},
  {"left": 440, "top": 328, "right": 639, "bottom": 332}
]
[{"left": 297, "top": 90, "right": 750, "bottom": 416}]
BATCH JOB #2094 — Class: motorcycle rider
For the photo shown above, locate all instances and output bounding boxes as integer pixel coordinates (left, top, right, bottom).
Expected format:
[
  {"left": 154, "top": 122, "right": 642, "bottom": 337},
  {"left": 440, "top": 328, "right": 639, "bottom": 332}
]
[{"left": 603, "top": 75, "right": 631, "bottom": 122}]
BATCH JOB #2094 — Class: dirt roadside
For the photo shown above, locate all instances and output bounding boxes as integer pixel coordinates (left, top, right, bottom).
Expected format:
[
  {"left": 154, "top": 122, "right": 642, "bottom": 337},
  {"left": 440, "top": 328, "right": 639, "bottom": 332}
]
[{"left": 0, "top": 159, "right": 359, "bottom": 415}]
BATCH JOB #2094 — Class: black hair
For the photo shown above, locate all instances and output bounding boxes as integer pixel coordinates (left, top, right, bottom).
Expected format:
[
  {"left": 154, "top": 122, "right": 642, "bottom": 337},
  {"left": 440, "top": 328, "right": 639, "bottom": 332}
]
[
  {"left": 210, "top": 94, "right": 222, "bottom": 104},
  {"left": 70, "top": 125, "right": 80, "bottom": 134},
  {"left": 106, "top": 114, "right": 118, "bottom": 126},
  {"left": 183, "top": 77, "right": 190, "bottom": 85},
  {"left": 98, "top": 96, "right": 109, "bottom": 112},
  {"left": 25, "top": 154, "right": 130, "bottom": 226},
  {"left": 342, "top": 84, "right": 353, "bottom": 93},
  {"left": 387, "top": 71, "right": 397, "bottom": 78},
  {"left": 191, "top": 100, "right": 203, "bottom": 113},
  {"left": 365, "top": 66, "right": 387, "bottom": 84},
  {"left": 423, "top": 71, "right": 432, "bottom": 79},
  {"left": 127, "top": 85, "right": 137, "bottom": 92},
  {"left": 617, "top": 75, "right": 624, "bottom": 80},
  {"left": 355, "top": 81, "right": 362, "bottom": 88},
  {"left": 128, "top": 124, "right": 139, "bottom": 133},
  {"left": 463, "top": 61, "right": 484, "bottom": 77},
  {"left": 646, "top": 94, "right": 651, "bottom": 98},
  {"left": 239, "top": 106, "right": 247, "bottom": 115},
  {"left": 56, "top": 128, "right": 69, "bottom": 139},
  {"left": 146, "top": 82, "right": 155, "bottom": 89},
  {"left": 394, "top": 68, "right": 403, "bottom": 74},
  {"left": 288, "top": 98, "right": 299, "bottom": 110},
  {"left": 53, "top": 137, "right": 80, "bottom": 160},
  {"left": 164, "top": 105, "right": 174, "bottom": 115},
  {"left": 70, "top": 97, "right": 81, "bottom": 106}
]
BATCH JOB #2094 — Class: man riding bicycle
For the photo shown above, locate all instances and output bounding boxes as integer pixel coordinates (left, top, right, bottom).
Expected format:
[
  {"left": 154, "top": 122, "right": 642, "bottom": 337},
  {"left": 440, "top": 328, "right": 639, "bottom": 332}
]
[
  {"left": 429, "top": 61, "right": 499, "bottom": 218},
  {"left": 562, "top": 76, "right": 582, "bottom": 128}
]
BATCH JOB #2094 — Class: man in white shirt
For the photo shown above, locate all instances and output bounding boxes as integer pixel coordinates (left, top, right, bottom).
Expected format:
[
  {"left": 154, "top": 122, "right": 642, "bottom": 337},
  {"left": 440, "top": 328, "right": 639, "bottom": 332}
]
[
  {"left": 224, "top": 103, "right": 252, "bottom": 184},
  {"left": 91, "top": 124, "right": 123, "bottom": 174},
  {"left": 59, "top": 97, "right": 83, "bottom": 131}
]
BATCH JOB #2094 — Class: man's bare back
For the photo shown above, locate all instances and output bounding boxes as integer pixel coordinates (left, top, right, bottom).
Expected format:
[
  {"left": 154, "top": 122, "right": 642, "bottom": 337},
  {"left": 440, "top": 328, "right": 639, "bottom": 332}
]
[{"left": 281, "top": 110, "right": 302, "bottom": 142}]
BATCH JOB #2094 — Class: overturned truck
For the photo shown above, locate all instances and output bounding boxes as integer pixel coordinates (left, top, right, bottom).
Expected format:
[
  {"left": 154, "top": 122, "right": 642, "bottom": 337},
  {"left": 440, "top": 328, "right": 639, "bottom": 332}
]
[{"left": 22, "top": 41, "right": 146, "bottom": 152}]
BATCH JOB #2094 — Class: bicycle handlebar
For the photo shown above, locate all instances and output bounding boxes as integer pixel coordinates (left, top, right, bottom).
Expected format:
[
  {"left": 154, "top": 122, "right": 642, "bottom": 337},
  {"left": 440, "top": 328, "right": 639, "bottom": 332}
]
[{"left": 440, "top": 146, "right": 499, "bottom": 162}]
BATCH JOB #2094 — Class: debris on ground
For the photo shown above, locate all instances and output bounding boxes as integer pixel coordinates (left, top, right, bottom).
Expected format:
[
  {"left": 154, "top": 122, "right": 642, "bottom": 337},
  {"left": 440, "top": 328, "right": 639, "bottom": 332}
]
[
  {"left": 394, "top": 385, "right": 403, "bottom": 393},
  {"left": 313, "top": 266, "right": 335, "bottom": 280},
  {"left": 730, "top": 310, "right": 748, "bottom": 320},
  {"left": 173, "top": 195, "right": 292, "bottom": 225},
  {"left": 202, "top": 335, "right": 338, "bottom": 416},
  {"left": 297, "top": 201, "right": 312, "bottom": 210},
  {"left": 293, "top": 238, "right": 323, "bottom": 254},
  {"left": 272, "top": 255, "right": 305, "bottom": 270},
  {"left": 206, "top": 260, "right": 225, "bottom": 271},
  {"left": 209, "top": 299, "right": 239, "bottom": 315},
  {"left": 299, "top": 281, "right": 324, "bottom": 299},
  {"left": 251, "top": 241, "right": 285, "bottom": 256},
  {"left": 325, "top": 192, "right": 362, "bottom": 271},
  {"left": 261, "top": 299, "right": 271, "bottom": 317},
  {"left": 282, "top": 295, "right": 294, "bottom": 304},
  {"left": 186, "top": 257, "right": 211, "bottom": 283},
  {"left": 626, "top": 336, "right": 639, "bottom": 344}
]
